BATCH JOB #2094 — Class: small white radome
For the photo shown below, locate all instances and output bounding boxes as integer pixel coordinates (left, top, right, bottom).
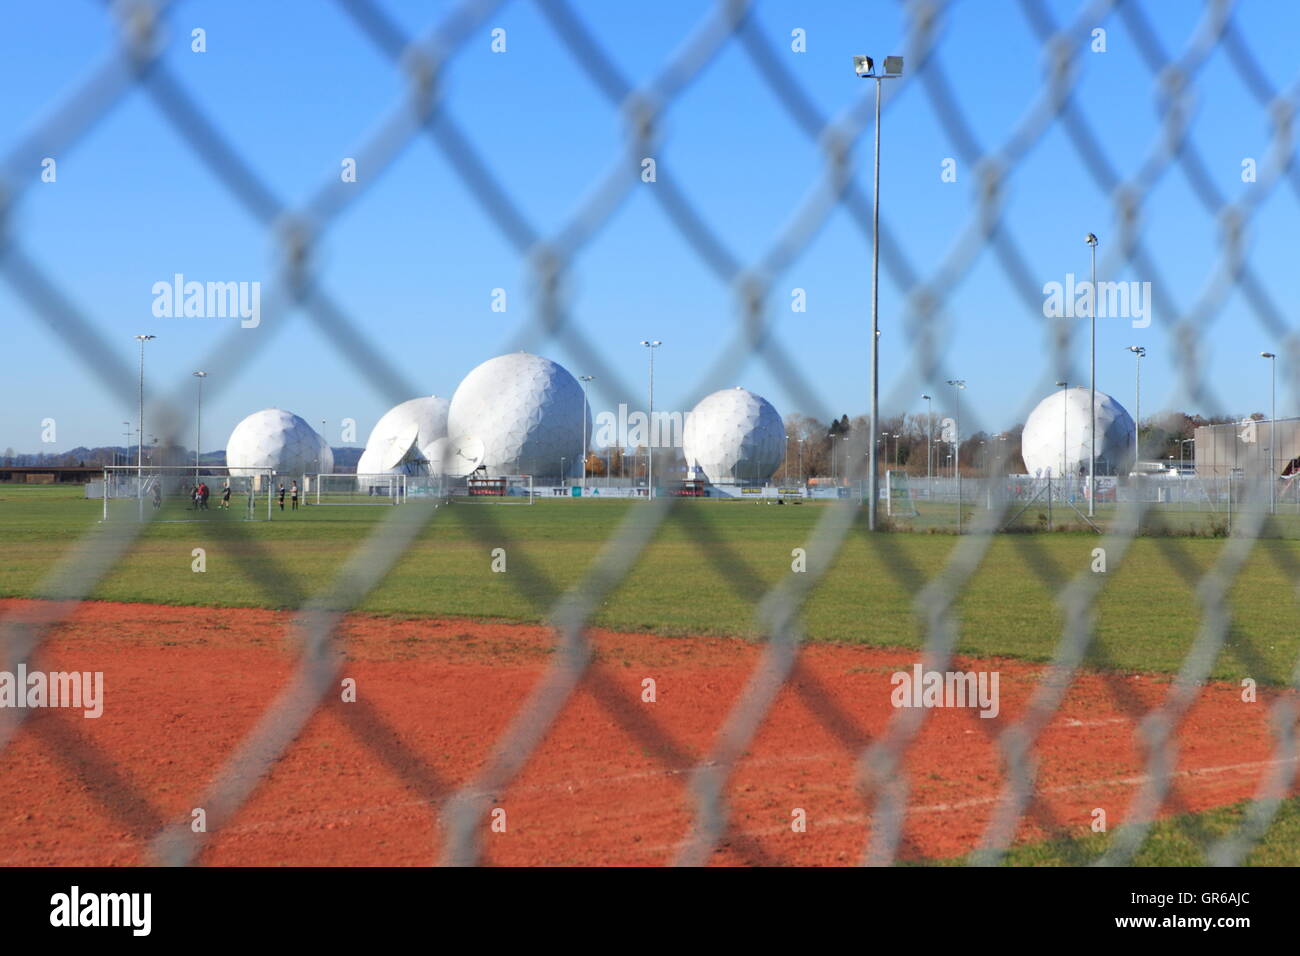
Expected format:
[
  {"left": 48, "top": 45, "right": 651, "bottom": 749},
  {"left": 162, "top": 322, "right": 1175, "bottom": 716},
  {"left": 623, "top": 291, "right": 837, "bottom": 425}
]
[
  {"left": 1021, "top": 386, "right": 1135, "bottom": 477},
  {"left": 682, "top": 387, "right": 784, "bottom": 484},
  {"left": 226, "top": 408, "right": 333, "bottom": 477}
]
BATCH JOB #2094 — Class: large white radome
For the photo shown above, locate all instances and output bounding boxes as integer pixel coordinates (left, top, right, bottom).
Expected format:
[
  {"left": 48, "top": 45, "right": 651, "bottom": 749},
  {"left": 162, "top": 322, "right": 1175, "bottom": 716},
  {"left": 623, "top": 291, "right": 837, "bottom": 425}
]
[
  {"left": 226, "top": 408, "right": 333, "bottom": 477},
  {"left": 1021, "top": 387, "right": 1135, "bottom": 477},
  {"left": 682, "top": 387, "right": 784, "bottom": 484},
  {"left": 447, "top": 352, "right": 590, "bottom": 479}
]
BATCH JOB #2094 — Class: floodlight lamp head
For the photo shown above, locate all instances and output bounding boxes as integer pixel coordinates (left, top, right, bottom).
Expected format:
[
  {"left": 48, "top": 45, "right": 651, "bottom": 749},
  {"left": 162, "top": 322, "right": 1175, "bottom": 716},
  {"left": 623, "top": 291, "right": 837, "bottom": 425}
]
[
  {"left": 946, "top": 379, "right": 966, "bottom": 389},
  {"left": 883, "top": 56, "right": 904, "bottom": 76},
  {"left": 1261, "top": 351, "right": 1276, "bottom": 359},
  {"left": 1056, "top": 380, "right": 1068, "bottom": 387},
  {"left": 1084, "top": 233, "right": 1098, "bottom": 246},
  {"left": 921, "top": 394, "right": 931, "bottom": 400},
  {"left": 853, "top": 55, "right": 874, "bottom": 76}
]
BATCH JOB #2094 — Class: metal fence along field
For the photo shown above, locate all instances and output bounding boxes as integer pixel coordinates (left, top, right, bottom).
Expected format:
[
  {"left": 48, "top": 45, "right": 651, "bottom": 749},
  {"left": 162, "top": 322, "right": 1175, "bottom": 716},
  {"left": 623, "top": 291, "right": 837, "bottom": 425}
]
[{"left": 2, "top": 0, "right": 1299, "bottom": 871}]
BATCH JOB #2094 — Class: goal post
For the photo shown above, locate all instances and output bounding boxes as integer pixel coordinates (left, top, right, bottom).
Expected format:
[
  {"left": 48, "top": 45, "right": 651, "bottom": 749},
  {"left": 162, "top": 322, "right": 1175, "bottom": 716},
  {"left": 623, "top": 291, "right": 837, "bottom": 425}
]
[
  {"left": 101, "top": 466, "right": 273, "bottom": 521},
  {"left": 885, "top": 469, "right": 919, "bottom": 517},
  {"left": 313, "top": 473, "right": 406, "bottom": 505}
]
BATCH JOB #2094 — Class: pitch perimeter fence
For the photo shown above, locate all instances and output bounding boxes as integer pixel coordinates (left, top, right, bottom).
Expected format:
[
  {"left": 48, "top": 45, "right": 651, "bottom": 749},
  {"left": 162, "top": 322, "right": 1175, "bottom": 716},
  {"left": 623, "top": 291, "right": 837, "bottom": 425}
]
[{"left": 2, "top": 0, "right": 1300, "bottom": 868}]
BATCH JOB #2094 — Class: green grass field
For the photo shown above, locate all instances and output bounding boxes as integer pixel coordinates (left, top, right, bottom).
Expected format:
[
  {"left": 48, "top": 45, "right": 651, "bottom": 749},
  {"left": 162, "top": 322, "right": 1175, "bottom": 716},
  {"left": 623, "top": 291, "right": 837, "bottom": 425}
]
[
  {"left": 6, "top": 484, "right": 1299, "bottom": 683},
  {"left": 4, "top": 482, "right": 1299, "bottom": 863}
]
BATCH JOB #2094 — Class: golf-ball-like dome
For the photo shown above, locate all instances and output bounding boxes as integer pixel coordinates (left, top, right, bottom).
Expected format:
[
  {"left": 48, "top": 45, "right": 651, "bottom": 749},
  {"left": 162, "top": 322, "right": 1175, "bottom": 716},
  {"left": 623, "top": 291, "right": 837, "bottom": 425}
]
[
  {"left": 1021, "top": 386, "right": 1135, "bottom": 477},
  {"left": 226, "top": 408, "right": 333, "bottom": 476},
  {"left": 682, "top": 387, "right": 784, "bottom": 484},
  {"left": 447, "top": 352, "right": 590, "bottom": 479}
]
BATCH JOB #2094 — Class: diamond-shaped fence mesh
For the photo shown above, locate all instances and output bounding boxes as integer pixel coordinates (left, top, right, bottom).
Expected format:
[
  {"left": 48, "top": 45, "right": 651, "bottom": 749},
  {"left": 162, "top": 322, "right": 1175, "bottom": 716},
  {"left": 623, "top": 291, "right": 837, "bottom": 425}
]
[{"left": 1, "top": 0, "right": 1298, "bottom": 867}]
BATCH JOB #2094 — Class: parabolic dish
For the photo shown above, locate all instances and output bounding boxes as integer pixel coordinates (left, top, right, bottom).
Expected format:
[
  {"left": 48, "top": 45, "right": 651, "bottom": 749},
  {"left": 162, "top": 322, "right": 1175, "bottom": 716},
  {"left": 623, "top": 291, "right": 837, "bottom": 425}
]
[
  {"left": 445, "top": 435, "right": 485, "bottom": 477},
  {"left": 421, "top": 436, "right": 450, "bottom": 475},
  {"left": 374, "top": 421, "right": 420, "bottom": 471}
]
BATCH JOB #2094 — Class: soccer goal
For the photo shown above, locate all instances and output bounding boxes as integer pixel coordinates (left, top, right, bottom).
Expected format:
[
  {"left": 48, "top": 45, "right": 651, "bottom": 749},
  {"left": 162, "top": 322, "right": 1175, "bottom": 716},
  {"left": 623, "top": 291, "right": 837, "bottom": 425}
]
[
  {"left": 101, "top": 466, "right": 273, "bottom": 521},
  {"left": 313, "top": 473, "right": 406, "bottom": 505},
  {"left": 884, "top": 470, "right": 919, "bottom": 517}
]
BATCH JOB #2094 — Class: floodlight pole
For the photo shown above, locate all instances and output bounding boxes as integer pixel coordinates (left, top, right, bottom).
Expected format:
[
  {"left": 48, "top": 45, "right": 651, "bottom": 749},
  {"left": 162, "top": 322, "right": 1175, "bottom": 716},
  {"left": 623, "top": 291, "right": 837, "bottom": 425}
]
[
  {"left": 1086, "top": 234, "right": 1098, "bottom": 517},
  {"left": 946, "top": 379, "right": 967, "bottom": 530},
  {"left": 854, "top": 54, "right": 903, "bottom": 530},
  {"left": 193, "top": 370, "right": 207, "bottom": 479},
  {"left": 640, "top": 340, "right": 661, "bottom": 499},
  {"left": 1056, "top": 381, "right": 1068, "bottom": 501},
  {"left": 1126, "top": 346, "right": 1144, "bottom": 474},
  {"left": 922, "top": 394, "right": 933, "bottom": 499},
  {"left": 1263, "top": 352, "right": 1276, "bottom": 514},
  {"left": 579, "top": 375, "right": 594, "bottom": 492},
  {"left": 947, "top": 380, "right": 965, "bottom": 532},
  {"left": 134, "top": 334, "right": 155, "bottom": 484}
]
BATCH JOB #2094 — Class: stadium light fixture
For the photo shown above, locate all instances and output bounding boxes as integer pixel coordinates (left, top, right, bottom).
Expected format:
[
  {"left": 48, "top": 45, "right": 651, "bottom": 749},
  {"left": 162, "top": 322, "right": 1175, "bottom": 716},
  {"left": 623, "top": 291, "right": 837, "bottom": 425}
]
[
  {"left": 133, "top": 334, "right": 156, "bottom": 483},
  {"left": 1262, "top": 351, "right": 1277, "bottom": 514},
  {"left": 639, "top": 341, "right": 662, "bottom": 499},
  {"left": 192, "top": 371, "right": 207, "bottom": 478},
  {"left": 854, "top": 52, "right": 904, "bottom": 530}
]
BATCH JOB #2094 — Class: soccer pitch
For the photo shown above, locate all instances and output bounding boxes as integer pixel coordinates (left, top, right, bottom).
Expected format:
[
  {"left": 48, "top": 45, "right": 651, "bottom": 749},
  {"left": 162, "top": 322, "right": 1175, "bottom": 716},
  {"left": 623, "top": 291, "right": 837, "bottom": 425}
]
[{"left": 6, "top": 484, "right": 1299, "bottom": 683}]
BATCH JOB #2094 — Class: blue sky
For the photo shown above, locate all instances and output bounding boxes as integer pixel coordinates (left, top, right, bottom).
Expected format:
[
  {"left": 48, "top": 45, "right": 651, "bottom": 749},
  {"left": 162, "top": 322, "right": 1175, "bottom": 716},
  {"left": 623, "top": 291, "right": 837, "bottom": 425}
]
[{"left": 2, "top": 0, "right": 1297, "bottom": 454}]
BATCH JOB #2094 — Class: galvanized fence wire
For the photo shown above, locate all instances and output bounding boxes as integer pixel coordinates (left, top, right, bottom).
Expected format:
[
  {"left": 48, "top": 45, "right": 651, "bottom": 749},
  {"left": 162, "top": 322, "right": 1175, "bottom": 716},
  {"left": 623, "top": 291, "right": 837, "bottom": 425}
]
[{"left": 1, "top": 0, "right": 1298, "bottom": 866}]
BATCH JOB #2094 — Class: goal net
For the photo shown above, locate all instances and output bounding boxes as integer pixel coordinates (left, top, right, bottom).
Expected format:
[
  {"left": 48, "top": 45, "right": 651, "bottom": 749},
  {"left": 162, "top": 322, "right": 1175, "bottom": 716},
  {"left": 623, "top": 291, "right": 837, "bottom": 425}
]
[
  {"left": 313, "top": 473, "right": 406, "bottom": 505},
  {"left": 101, "top": 466, "right": 273, "bottom": 521},
  {"left": 885, "top": 469, "right": 919, "bottom": 517}
]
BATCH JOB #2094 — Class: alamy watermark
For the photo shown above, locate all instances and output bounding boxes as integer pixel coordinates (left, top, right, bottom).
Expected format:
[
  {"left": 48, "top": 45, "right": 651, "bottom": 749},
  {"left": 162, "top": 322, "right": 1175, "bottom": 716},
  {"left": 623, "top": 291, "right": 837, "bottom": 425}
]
[
  {"left": 0, "top": 666, "right": 103, "bottom": 718},
  {"left": 592, "top": 403, "right": 687, "bottom": 449},
  {"left": 151, "top": 273, "right": 261, "bottom": 328},
  {"left": 890, "top": 664, "right": 1000, "bottom": 718},
  {"left": 1042, "top": 273, "right": 1151, "bottom": 329}
]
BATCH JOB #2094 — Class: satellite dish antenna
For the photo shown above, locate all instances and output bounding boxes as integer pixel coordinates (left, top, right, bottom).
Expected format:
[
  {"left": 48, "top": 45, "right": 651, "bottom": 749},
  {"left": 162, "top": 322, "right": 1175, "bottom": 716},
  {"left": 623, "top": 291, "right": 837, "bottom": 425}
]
[
  {"left": 421, "top": 436, "right": 450, "bottom": 476},
  {"left": 445, "top": 435, "right": 485, "bottom": 478},
  {"left": 375, "top": 421, "right": 420, "bottom": 471}
]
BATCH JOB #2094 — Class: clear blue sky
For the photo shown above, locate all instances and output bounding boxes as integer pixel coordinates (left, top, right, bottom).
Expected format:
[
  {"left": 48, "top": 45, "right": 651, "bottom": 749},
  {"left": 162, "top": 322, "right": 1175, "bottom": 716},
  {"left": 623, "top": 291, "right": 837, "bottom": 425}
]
[{"left": 2, "top": 0, "right": 1297, "bottom": 454}]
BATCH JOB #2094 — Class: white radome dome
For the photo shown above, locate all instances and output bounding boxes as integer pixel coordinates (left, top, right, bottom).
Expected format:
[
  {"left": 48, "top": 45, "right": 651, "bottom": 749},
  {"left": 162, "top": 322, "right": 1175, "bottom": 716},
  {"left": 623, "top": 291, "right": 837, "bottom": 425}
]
[
  {"left": 682, "top": 387, "right": 784, "bottom": 484},
  {"left": 1021, "top": 387, "right": 1135, "bottom": 477},
  {"left": 446, "top": 352, "right": 590, "bottom": 479},
  {"left": 226, "top": 408, "right": 333, "bottom": 477}
]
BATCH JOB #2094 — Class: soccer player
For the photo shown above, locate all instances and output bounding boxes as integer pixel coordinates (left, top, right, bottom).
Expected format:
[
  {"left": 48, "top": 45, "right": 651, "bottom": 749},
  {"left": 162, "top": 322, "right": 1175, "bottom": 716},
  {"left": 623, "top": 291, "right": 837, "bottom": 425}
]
[
  {"left": 278, "top": 484, "right": 286, "bottom": 511},
  {"left": 290, "top": 480, "right": 299, "bottom": 511},
  {"left": 221, "top": 483, "right": 231, "bottom": 509}
]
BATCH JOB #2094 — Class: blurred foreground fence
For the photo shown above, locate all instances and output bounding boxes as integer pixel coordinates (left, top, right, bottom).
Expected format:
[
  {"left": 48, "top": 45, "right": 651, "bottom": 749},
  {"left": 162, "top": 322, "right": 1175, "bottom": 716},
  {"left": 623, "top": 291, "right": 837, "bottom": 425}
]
[{"left": 1, "top": 0, "right": 1299, "bottom": 867}]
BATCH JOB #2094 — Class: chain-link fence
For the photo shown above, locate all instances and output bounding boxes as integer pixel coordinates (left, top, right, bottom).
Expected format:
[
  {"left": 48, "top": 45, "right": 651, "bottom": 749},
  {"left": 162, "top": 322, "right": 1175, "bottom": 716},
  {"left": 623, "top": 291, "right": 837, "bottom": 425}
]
[{"left": 2, "top": 0, "right": 1299, "bottom": 867}]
